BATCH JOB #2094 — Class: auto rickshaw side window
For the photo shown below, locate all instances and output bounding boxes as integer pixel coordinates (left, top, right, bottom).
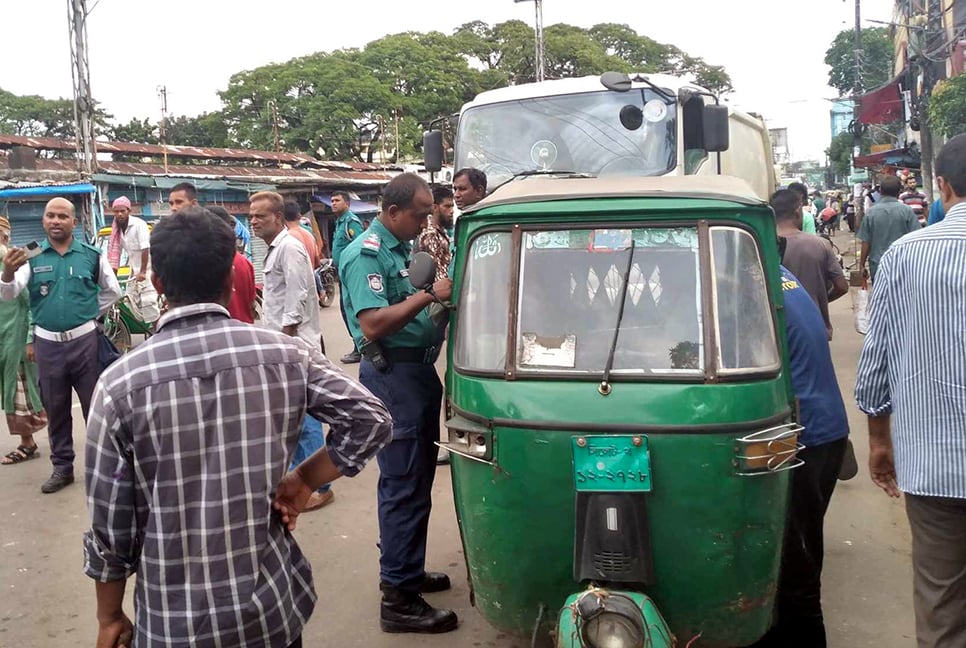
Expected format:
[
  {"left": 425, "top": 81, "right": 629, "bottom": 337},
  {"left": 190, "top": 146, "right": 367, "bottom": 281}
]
[
  {"left": 454, "top": 231, "right": 513, "bottom": 372},
  {"left": 514, "top": 227, "right": 704, "bottom": 376},
  {"left": 709, "top": 227, "right": 780, "bottom": 373}
]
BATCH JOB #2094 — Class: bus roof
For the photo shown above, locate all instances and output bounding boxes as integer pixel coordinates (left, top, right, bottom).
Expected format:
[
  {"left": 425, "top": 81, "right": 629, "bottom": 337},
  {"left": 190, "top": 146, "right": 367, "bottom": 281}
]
[
  {"left": 464, "top": 74, "right": 709, "bottom": 111},
  {"left": 463, "top": 175, "right": 766, "bottom": 213}
]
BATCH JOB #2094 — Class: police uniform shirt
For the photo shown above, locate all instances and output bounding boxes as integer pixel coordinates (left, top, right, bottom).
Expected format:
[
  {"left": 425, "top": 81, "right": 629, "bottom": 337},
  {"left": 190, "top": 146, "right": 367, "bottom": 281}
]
[
  {"left": 0, "top": 237, "right": 121, "bottom": 332},
  {"left": 338, "top": 218, "right": 436, "bottom": 350},
  {"left": 332, "top": 210, "right": 363, "bottom": 267}
]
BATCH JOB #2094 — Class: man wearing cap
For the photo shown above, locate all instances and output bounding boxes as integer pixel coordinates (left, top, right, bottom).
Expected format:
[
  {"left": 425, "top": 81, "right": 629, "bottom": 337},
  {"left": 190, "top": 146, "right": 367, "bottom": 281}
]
[
  {"left": 108, "top": 196, "right": 159, "bottom": 323},
  {"left": 0, "top": 197, "right": 121, "bottom": 493},
  {"left": 0, "top": 216, "right": 48, "bottom": 466}
]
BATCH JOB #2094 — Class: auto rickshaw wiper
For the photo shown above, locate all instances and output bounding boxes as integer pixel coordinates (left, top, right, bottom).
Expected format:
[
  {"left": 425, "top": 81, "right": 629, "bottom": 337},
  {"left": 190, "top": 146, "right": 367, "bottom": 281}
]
[
  {"left": 488, "top": 170, "right": 594, "bottom": 195},
  {"left": 598, "top": 239, "right": 636, "bottom": 396}
]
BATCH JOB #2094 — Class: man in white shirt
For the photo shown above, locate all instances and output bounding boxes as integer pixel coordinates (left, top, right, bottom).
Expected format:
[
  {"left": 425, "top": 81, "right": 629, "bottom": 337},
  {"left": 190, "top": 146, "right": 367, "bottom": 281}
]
[
  {"left": 251, "top": 191, "right": 332, "bottom": 510},
  {"left": 110, "top": 197, "right": 159, "bottom": 323}
]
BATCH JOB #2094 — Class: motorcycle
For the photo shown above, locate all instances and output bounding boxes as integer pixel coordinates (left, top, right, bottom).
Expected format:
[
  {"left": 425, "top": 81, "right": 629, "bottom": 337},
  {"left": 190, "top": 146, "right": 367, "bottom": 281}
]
[{"left": 316, "top": 258, "right": 337, "bottom": 308}]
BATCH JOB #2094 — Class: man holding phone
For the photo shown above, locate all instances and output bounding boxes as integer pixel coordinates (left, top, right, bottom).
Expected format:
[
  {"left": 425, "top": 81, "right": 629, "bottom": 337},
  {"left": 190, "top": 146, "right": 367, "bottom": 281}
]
[{"left": 0, "top": 197, "right": 120, "bottom": 493}]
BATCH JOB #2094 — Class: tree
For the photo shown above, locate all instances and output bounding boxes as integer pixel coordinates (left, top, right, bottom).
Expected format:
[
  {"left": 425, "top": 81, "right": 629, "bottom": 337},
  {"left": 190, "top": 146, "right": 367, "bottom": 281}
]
[
  {"left": 927, "top": 74, "right": 966, "bottom": 138},
  {"left": 110, "top": 117, "right": 158, "bottom": 144},
  {"left": 825, "top": 27, "right": 894, "bottom": 96},
  {"left": 0, "top": 87, "right": 112, "bottom": 139},
  {"left": 165, "top": 112, "right": 230, "bottom": 148}
]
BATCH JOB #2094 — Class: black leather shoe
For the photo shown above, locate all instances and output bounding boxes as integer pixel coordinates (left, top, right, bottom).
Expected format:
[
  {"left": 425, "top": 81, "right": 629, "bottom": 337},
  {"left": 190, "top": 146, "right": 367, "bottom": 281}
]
[
  {"left": 41, "top": 471, "right": 74, "bottom": 494},
  {"left": 417, "top": 572, "right": 451, "bottom": 593},
  {"left": 340, "top": 350, "right": 362, "bottom": 364},
  {"left": 380, "top": 585, "right": 458, "bottom": 634}
]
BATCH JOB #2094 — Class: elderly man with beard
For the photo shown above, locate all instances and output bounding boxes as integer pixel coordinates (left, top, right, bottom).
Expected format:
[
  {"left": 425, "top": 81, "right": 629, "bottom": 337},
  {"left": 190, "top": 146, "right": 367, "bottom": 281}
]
[
  {"left": 0, "top": 217, "right": 48, "bottom": 466},
  {"left": 107, "top": 196, "right": 159, "bottom": 323},
  {"left": 0, "top": 198, "right": 120, "bottom": 493}
]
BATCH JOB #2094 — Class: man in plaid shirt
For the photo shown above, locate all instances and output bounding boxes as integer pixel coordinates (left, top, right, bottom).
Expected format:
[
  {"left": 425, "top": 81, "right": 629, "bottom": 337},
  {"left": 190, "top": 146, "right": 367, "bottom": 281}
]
[{"left": 83, "top": 206, "right": 392, "bottom": 648}]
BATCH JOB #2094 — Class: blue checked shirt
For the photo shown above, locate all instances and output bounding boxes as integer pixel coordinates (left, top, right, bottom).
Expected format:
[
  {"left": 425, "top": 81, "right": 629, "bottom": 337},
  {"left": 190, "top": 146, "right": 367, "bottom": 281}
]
[
  {"left": 83, "top": 303, "right": 392, "bottom": 647},
  {"left": 855, "top": 201, "right": 966, "bottom": 499}
]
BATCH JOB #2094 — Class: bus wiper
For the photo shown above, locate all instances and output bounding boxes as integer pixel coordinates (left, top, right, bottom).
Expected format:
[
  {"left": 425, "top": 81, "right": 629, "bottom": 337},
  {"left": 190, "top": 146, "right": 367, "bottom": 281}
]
[
  {"left": 489, "top": 170, "right": 594, "bottom": 194},
  {"left": 598, "top": 239, "right": 637, "bottom": 396}
]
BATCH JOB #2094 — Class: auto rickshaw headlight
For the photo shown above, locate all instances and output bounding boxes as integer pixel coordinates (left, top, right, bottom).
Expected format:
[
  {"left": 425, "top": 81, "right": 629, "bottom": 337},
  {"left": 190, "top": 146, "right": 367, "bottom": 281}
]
[{"left": 575, "top": 590, "right": 646, "bottom": 648}]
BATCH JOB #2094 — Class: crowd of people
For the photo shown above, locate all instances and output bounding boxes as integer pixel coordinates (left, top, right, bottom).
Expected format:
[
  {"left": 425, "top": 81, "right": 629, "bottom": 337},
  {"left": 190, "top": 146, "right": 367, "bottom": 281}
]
[
  {"left": 0, "top": 166, "right": 491, "bottom": 645},
  {"left": 0, "top": 127, "right": 963, "bottom": 646}
]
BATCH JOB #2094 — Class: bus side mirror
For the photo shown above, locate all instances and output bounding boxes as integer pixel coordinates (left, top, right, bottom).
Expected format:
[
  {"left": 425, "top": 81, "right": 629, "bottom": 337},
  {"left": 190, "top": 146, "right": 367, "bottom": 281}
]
[
  {"left": 702, "top": 105, "right": 730, "bottom": 152},
  {"left": 409, "top": 251, "right": 437, "bottom": 290},
  {"left": 424, "top": 130, "right": 444, "bottom": 172}
]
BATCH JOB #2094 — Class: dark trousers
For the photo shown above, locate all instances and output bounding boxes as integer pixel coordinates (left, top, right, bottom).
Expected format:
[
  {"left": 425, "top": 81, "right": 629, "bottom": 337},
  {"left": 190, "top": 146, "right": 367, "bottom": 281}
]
[
  {"left": 360, "top": 358, "right": 442, "bottom": 590},
  {"left": 905, "top": 494, "right": 966, "bottom": 647},
  {"left": 338, "top": 289, "right": 357, "bottom": 351},
  {"left": 34, "top": 330, "right": 100, "bottom": 474},
  {"left": 750, "top": 437, "right": 847, "bottom": 648}
]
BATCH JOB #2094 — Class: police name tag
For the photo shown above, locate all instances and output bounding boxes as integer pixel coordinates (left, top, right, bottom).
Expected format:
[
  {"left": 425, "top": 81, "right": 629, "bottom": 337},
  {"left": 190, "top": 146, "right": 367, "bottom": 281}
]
[
  {"left": 34, "top": 265, "right": 54, "bottom": 274},
  {"left": 400, "top": 268, "right": 409, "bottom": 278}
]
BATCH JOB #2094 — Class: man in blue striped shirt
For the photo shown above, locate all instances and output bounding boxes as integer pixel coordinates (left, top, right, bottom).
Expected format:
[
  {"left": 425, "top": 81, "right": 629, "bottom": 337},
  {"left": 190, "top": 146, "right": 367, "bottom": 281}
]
[{"left": 855, "top": 133, "right": 966, "bottom": 648}]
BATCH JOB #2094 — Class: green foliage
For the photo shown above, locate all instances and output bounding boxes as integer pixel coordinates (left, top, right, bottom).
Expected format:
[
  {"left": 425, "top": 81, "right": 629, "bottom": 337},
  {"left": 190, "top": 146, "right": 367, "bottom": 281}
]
[
  {"left": 215, "top": 21, "right": 732, "bottom": 160},
  {"left": 110, "top": 117, "right": 158, "bottom": 144},
  {"left": 825, "top": 27, "right": 894, "bottom": 96},
  {"left": 927, "top": 75, "right": 966, "bottom": 138},
  {"left": 0, "top": 87, "right": 112, "bottom": 139}
]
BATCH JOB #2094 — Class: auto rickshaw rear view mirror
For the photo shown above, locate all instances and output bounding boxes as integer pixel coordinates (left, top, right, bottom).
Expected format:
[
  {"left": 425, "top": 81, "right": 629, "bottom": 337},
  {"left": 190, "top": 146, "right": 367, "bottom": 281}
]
[{"left": 409, "top": 251, "right": 437, "bottom": 289}]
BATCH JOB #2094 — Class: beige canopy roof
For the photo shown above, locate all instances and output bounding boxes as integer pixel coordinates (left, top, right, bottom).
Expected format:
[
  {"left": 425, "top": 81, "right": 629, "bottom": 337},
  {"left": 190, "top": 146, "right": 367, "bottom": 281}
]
[{"left": 464, "top": 174, "right": 766, "bottom": 214}]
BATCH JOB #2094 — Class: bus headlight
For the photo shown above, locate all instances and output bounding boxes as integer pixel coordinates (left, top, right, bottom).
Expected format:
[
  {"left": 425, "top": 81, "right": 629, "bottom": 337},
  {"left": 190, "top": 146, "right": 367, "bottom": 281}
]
[{"left": 576, "top": 590, "right": 646, "bottom": 648}]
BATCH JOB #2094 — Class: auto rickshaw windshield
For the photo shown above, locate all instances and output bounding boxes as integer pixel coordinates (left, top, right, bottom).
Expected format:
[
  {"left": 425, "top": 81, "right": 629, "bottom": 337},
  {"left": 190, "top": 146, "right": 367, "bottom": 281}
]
[{"left": 454, "top": 224, "right": 780, "bottom": 377}]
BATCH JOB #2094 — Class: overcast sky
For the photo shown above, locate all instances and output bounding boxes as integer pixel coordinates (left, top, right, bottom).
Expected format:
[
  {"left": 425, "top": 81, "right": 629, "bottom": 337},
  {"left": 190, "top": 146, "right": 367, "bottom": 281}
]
[{"left": 3, "top": 0, "right": 896, "bottom": 162}]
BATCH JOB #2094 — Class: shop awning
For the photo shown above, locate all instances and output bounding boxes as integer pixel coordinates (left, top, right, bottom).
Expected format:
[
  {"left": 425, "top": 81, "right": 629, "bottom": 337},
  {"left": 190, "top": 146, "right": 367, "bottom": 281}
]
[
  {"left": 856, "top": 75, "right": 904, "bottom": 125},
  {"left": 0, "top": 182, "right": 95, "bottom": 199},
  {"left": 853, "top": 147, "right": 920, "bottom": 169},
  {"left": 310, "top": 193, "right": 379, "bottom": 215}
]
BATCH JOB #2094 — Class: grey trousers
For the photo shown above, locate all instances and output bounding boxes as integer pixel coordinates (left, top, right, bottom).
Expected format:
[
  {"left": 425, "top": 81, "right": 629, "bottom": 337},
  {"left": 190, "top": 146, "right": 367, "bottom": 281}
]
[
  {"left": 905, "top": 494, "right": 966, "bottom": 648},
  {"left": 34, "top": 330, "right": 99, "bottom": 474}
]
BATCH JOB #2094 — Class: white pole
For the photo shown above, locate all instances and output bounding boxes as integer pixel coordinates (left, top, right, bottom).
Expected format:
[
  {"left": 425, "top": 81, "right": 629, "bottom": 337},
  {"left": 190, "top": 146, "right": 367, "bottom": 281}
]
[{"left": 534, "top": 0, "right": 545, "bottom": 82}]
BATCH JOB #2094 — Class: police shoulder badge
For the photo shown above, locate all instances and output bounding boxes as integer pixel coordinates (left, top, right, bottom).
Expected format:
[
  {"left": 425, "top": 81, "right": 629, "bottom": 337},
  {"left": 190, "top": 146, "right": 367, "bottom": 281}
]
[
  {"left": 367, "top": 273, "right": 384, "bottom": 293},
  {"left": 361, "top": 232, "right": 381, "bottom": 256},
  {"left": 39, "top": 283, "right": 50, "bottom": 297}
]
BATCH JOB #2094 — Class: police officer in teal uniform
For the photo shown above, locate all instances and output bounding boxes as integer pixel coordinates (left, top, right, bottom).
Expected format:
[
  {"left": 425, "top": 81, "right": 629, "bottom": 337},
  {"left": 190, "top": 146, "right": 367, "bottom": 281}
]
[
  {"left": 330, "top": 190, "right": 365, "bottom": 364},
  {"left": 0, "top": 197, "right": 120, "bottom": 493},
  {"left": 338, "top": 174, "right": 457, "bottom": 634}
]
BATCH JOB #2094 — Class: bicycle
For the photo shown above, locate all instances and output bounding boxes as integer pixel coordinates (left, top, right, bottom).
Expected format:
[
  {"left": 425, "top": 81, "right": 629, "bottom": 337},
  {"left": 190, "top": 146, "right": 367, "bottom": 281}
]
[{"left": 103, "top": 293, "right": 156, "bottom": 353}]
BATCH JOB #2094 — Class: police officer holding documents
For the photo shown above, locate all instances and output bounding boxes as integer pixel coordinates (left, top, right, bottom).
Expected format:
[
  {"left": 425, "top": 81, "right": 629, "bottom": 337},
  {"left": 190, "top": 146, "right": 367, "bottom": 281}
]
[
  {"left": 0, "top": 197, "right": 120, "bottom": 493},
  {"left": 338, "top": 173, "right": 457, "bottom": 634}
]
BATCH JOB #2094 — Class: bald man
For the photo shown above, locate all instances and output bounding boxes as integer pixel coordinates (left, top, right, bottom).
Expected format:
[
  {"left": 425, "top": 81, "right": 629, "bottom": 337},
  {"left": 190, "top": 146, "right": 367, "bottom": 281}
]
[{"left": 0, "top": 197, "right": 121, "bottom": 493}]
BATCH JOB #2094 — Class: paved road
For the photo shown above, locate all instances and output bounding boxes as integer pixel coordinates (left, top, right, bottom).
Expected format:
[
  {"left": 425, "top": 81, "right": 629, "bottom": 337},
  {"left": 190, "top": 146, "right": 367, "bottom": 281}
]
[{"left": 0, "top": 235, "right": 915, "bottom": 647}]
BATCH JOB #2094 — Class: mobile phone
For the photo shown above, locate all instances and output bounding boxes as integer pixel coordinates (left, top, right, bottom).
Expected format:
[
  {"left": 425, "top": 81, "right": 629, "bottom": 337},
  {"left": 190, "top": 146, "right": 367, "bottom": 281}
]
[{"left": 23, "top": 241, "right": 42, "bottom": 259}]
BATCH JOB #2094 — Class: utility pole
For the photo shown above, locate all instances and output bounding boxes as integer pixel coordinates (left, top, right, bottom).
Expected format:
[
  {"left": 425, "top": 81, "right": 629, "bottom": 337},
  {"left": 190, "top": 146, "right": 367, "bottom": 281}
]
[
  {"left": 67, "top": 0, "right": 98, "bottom": 239},
  {"left": 67, "top": 0, "right": 96, "bottom": 177},
  {"left": 850, "top": 0, "right": 865, "bottom": 234},
  {"left": 919, "top": 0, "right": 945, "bottom": 204},
  {"left": 268, "top": 100, "right": 281, "bottom": 153},
  {"left": 157, "top": 85, "right": 169, "bottom": 173},
  {"left": 514, "top": 0, "right": 545, "bottom": 82}
]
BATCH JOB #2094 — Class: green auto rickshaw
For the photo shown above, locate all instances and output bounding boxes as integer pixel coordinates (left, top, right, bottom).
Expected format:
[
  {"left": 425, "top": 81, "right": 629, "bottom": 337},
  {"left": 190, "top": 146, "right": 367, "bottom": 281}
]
[{"left": 436, "top": 175, "right": 801, "bottom": 648}]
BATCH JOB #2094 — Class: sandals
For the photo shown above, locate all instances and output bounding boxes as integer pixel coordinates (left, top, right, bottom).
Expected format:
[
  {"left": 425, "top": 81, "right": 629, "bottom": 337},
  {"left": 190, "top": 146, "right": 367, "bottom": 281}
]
[{"left": 1, "top": 445, "right": 39, "bottom": 465}]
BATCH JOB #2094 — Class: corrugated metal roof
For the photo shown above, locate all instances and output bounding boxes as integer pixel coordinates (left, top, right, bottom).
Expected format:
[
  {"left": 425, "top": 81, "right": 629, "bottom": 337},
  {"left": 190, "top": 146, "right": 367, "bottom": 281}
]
[
  {"left": 0, "top": 157, "right": 398, "bottom": 187},
  {"left": 0, "top": 134, "right": 402, "bottom": 172}
]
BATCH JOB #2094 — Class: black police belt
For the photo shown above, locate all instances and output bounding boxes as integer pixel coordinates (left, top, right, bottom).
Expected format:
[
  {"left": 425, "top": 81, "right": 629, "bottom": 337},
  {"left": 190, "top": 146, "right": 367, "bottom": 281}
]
[{"left": 382, "top": 346, "right": 438, "bottom": 364}]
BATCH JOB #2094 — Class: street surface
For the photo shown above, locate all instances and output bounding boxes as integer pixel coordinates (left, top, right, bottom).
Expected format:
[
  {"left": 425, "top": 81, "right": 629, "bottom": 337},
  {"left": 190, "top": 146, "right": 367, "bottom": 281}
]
[{"left": 0, "top": 230, "right": 915, "bottom": 647}]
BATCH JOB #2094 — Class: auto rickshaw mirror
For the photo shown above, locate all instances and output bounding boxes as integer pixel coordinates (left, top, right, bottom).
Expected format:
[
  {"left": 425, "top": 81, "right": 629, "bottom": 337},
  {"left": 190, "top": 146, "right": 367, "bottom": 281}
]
[
  {"left": 600, "top": 71, "right": 633, "bottom": 92},
  {"left": 409, "top": 251, "right": 437, "bottom": 289},
  {"left": 423, "top": 130, "right": 444, "bottom": 172},
  {"left": 702, "top": 104, "right": 730, "bottom": 152}
]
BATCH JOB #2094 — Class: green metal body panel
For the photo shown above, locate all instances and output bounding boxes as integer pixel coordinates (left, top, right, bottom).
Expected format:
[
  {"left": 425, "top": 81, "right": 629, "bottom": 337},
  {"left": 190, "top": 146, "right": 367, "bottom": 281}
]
[
  {"left": 446, "top": 195, "right": 794, "bottom": 647},
  {"left": 556, "top": 591, "right": 673, "bottom": 648}
]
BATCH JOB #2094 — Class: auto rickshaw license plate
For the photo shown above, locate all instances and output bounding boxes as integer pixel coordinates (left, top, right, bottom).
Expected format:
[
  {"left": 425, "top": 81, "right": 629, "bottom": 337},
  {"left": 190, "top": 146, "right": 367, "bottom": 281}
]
[{"left": 572, "top": 435, "right": 652, "bottom": 492}]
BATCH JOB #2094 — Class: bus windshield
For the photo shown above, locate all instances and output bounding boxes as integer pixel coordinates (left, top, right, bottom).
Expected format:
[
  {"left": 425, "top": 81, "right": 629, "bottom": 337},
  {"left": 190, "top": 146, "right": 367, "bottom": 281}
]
[{"left": 455, "top": 89, "right": 676, "bottom": 189}]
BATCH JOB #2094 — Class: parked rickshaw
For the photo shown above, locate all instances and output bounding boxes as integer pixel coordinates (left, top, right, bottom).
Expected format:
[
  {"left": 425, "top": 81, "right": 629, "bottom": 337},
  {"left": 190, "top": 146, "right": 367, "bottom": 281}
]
[{"left": 416, "top": 175, "right": 799, "bottom": 648}]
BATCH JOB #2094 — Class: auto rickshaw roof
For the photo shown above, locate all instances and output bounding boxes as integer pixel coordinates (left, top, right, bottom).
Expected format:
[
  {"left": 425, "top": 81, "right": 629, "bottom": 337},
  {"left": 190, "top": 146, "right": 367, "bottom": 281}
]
[{"left": 463, "top": 175, "right": 767, "bottom": 214}]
